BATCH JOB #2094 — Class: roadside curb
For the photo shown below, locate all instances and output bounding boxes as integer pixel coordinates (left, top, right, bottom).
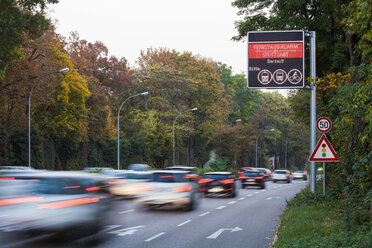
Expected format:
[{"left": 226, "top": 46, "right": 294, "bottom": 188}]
[{"left": 269, "top": 233, "right": 278, "bottom": 247}]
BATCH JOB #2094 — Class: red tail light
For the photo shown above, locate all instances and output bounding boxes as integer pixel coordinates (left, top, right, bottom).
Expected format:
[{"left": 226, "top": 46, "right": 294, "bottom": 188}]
[
  {"left": 63, "top": 186, "right": 80, "bottom": 189},
  {"left": 254, "top": 177, "right": 263, "bottom": 179},
  {"left": 173, "top": 185, "right": 192, "bottom": 192},
  {"left": 0, "top": 196, "right": 43, "bottom": 206},
  {"left": 109, "top": 181, "right": 128, "bottom": 185},
  {"left": 0, "top": 177, "right": 14, "bottom": 180},
  {"left": 160, "top": 175, "right": 173, "bottom": 178},
  {"left": 271, "top": 174, "right": 277, "bottom": 177},
  {"left": 38, "top": 197, "right": 99, "bottom": 209},
  {"left": 198, "top": 179, "right": 214, "bottom": 184},
  {"left": 285, "top": 175, "right": 290, "bottom": 177},
  {"left": 239, "top": 176, "right": 248, "bottom": 179},
  {"left": 302, "top": 173, "right": 306, "bottom": 176},
  {"left": 219, "top": 179, "right": 234, "bottom": 184},
  {"left": 224, "top": 188, "right": 232, "bottom": 191},
  {"left": 86, "top": 187, "right": 100, "bottom": 192}
]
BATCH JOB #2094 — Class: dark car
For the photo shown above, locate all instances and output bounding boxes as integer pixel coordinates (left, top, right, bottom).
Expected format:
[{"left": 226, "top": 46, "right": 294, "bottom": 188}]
[
  {"left": 0, "top": 171, "right": 112, "bottom": 241},
  {"left": 239, "top": 170, "right": 265, "bottom": 189},
  {"left": 166, "top": 166, "right": 199, "bottom": 182},
  {"left": 199, "top": 172, "right": 237, "bottom": 198}
]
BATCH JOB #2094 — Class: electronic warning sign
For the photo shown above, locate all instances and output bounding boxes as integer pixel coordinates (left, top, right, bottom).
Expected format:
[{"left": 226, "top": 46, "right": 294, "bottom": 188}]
[{"left": 247, "top": 30, "right": 305, "bottom": 89}]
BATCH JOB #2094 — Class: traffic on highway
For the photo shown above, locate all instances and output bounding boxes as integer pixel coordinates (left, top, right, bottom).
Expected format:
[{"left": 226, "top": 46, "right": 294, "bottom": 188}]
[{"left": 0, "top": 166, "right": 307, "bottom": 248}]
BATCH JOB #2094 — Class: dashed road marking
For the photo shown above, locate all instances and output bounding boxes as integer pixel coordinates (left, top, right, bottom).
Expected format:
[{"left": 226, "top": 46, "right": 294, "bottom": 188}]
[
  {"left": 177, "top": 220, "right": 191, "bottom": 227},
  {"left": 145, "top": 232, "right": 166, "bottom": 242},
  {"left": 238, "top": 197, "right": 245, "bottom": 200},
  {"left": 246, "top": 194, "right": 252, "bottom": 197},
  {"left": 119, "top": 209, "right": 134, "bottom": 214},
  {"left": 199, "top": 212, "right": 210, "bottom": 217},
  {"left": 254, "top": 192, "right": 260, "bottom": 194},
  {"left": 228, "top": 201, "right": 237, "bottom": 204},
  {"left": 216, "top": 205, "right": 226, "bottom": 210}
]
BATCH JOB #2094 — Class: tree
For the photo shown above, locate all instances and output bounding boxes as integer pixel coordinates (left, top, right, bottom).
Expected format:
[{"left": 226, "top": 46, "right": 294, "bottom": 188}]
[{"left": 0, "top": 0, "right": 59, "bottom": 78}]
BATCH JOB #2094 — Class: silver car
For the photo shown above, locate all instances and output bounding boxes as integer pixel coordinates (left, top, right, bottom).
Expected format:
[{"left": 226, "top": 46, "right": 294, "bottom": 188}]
[
  {"left": 135, "top": 170, "right": 199, "bottom": 211},
  {"left": 271, "top": 170, "right": 291, "bottom": 183}
]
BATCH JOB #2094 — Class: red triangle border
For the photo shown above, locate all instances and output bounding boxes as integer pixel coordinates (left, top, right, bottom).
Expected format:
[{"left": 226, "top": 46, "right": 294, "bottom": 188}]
[{"left": 309, "top": 134, "right": 339, "bottom": 162}]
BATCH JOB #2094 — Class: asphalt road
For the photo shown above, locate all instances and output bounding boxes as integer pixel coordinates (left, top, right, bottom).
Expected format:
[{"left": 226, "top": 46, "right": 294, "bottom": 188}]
[{"left": 0, "top": 180, "right": 307, "bottom": 248}]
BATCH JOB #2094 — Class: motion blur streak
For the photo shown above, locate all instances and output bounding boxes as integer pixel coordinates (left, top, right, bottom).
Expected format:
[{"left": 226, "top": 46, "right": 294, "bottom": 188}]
[
  {"left": 109, "top": 181, "right": 128, "bottom": 185},
  {"left": 0, "top": 196, "right": 44, "bottom": 206},
  {"left": 0, "top": 177, "right": 15, "bottom": 180},
  {"left": 173, "top": 185, "right": 192, "bottom": 192},
  {"left": 37, "top": 197, "right": 99, "bottom": 209},
  {"left": 63, "top": 186, "right": 81, "bottom": 189},
  {"left": 86, "top": 187, "right": 100, "bottom": 191}
]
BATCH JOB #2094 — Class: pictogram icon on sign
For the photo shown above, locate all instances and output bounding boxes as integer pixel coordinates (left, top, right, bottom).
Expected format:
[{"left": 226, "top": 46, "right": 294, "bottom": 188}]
[
  {"left": 288, "top": 69, "right": 302, "bottom": 84},
  {"left": 316, "top": 117, "right": 332, "bottom": 133},
  {"left": 309, "top": 134, "right": 339, "bottom": 162},
  {"left": 257, "top": 69, "right": 272, "bottom": 85},
  {"left": 273, "top": 69, "right": 287, "bottom": 84}
]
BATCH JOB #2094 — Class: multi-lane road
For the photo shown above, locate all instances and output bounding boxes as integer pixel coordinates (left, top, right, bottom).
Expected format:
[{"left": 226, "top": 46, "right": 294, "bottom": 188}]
[{"left": 1, "top": 180, "right": 307, "bottom": 248}]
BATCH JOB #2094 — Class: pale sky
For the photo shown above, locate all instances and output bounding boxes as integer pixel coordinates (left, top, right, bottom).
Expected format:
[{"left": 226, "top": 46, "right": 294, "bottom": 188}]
[{"left": 48, "top": 0, "right": 247, "bottom": 74}]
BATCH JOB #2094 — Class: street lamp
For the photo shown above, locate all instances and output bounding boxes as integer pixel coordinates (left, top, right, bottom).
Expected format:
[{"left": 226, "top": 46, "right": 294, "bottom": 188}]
[
  {"left": 255, "top": 128, "right": 275, "bottom": 168},
  {"left": 172, "top": 108, "right": 197, "bottom": 166},
  {"left": 28, "top": 68, "right": 70, "bottom": 167},
  {"left": 117, "top": 91, "right": 149, "bottom": 169}
]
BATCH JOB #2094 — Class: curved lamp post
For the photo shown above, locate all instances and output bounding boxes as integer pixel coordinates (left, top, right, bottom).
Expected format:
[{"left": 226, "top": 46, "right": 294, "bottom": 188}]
[
  {"left": 172, "top": 108, "right": 197, "bottom": 166},
  {"left": 117, "top": 91, "right": 149, "bottom": 169},
  {"left": 28, "top": 68, "right": 70, "bottom": 167}
]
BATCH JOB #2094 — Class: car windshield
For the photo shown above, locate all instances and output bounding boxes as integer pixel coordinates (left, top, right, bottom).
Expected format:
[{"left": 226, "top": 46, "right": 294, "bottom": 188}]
[
  {"left": 244, "top": 171, "right": 261, "bottom": 177},
  {"left": 204, "top": 174, "right": 229, "bottom": 180},
  {"left": 294, "top": 171, "right": 305, "bottom": 173},
  {"left": 34, "top": 178, "right": 98, "bottom": 194},
  {"left": 122, "top": 173, "right": 151, "bottom": 180},
  {"left": 257, "top": 169, "right": 266, "bottom": 173},
  {"left": 152, "top": 173, "right": 187, "bottom": 183},
  {"left": 274, "top": 171, "right": 288, "bottom": 174}
]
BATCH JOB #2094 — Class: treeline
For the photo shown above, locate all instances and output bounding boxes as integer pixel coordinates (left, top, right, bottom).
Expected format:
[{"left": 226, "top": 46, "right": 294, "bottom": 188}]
[{"left": 233, "top": 0, "right": 371, "bottom": 233}]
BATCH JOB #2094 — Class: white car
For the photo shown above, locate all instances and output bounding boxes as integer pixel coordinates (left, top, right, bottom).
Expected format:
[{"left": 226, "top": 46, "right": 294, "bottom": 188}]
[
  {"left": 135, "top": 170, "right": 199, "bottom": 211},
  {"left": 292, "top": 170, "right": 308, "bottom": 180},
  {"left": 271, "top": 170, "right": 291, "bottom": 183}
]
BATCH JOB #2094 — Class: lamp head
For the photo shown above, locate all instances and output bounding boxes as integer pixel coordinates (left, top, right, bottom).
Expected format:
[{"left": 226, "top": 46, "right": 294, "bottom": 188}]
[
  {"left": 141, "top": 91, "right": 149, "bottom": 96},
  {"left": 59, "top": 68, "right": 70, "bottom": 73},
  {"left": 191, "top": 108, "right": 198, "bottom": 111}
]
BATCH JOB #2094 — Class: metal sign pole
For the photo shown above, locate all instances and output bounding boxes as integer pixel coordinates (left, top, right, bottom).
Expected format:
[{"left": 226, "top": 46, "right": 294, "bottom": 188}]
[
  {"left": 323, "top": 162, "right": 325, "bottom": 196},
  {"left": 307, "top": 31, "right": 317, "bottom": 193}
]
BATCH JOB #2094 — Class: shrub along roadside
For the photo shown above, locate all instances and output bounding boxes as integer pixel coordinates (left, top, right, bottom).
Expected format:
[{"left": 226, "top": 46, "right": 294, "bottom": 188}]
[{"left": 274, "top": 185, "right": 371, "bottom": 248}]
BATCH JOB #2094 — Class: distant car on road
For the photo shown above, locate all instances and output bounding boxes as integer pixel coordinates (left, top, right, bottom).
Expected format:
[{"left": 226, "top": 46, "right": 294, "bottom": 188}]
[
  {"left": 107, "top": 171, "right": 153, "bottom": 198},
  {"left": 199, "top": 172, "right": 237, "bottom": 198},
  {"left": 166, "top": 166, "right": 199, "bottom": 181},
  {"left": 292, "top": 170, "right": 308, "bottom": 180},
  {"left": 271, "top": 170, "right": 291, "bottom": 183},
  {"left": 257, "top": 168, "right": 272, "bottom": 181},
  {"left": 239, "top": 170, "right": 265, "bottom": 189},
  {"left": 135, "top": 170, "right": 199, "bottom": 211}
]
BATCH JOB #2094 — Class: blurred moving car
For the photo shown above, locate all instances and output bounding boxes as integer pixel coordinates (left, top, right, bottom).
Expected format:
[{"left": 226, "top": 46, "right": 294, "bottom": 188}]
[
  {"left": 271, "top": 170, "right": 291, "bottom": 183},
  {"left": 292, "top": 170, "right": 308, "bottom": 180},
  {"left": 166, "top": 166, "right": 199, "bottom": 181},
  {"left": 257, "top": 168, "right": 272, "bottom": 181},
  {"left": 199, "top": 172, "right": 237, "bottom": 197},
  {"left": 106, "top": 170, "right": 153, "bottom": 198},
  {"left": 0, "top": 171, "right": 112, "bottom": 241},
  {"left": 239, "top": 170, "right": 266, "bottom": 189},
  {"left": 128, "top": 163, "right": 150, "bottom": 171},
  {"left": 135, "top": 170, "right": 199, "bottom": 211}
]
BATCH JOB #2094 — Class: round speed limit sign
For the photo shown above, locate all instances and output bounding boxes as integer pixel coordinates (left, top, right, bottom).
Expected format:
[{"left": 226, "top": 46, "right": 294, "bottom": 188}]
[{"left": 316, "top": 117, "right": 332, "bottom": 133}]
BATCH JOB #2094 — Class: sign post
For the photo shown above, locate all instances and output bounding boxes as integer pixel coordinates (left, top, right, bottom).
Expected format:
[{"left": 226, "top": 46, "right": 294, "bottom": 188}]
[
  {"left": 247, "top": 30, "right": 305, "bottom": 89},
  {"left": 309, "top": 117, "right": 338, "bottom": 196}
]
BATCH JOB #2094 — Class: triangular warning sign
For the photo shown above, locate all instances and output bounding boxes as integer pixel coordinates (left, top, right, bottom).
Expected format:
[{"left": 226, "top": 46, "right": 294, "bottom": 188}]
[{"left": 309, "top": 134, "right": 339, "bottom": 162}]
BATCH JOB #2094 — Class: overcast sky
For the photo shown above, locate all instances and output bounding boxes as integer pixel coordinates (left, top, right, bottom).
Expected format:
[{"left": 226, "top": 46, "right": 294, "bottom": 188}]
[{"left": 48, "top": 0, "right": 247, "bottom": 74}]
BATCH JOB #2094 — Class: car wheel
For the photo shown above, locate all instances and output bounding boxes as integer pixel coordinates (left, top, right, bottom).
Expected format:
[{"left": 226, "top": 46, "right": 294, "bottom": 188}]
[
  {"left": 287, "top": 180, "right": 291, "bottom": 183},
  {"left": 184, "top": 194, "right": 197, "bottom": 211},
  {"left": 261, "top": 184, "right": 265, "bottom": 189},
  {"left": 273, "top": 180, "right": 277, "bottom": 183},
  {"left": 242, "top": 184, "right": 246, "bottom": 189}
]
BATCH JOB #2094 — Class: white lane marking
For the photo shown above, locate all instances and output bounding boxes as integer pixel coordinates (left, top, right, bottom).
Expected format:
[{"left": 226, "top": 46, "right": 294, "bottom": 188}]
[
  {"left": 216, "top": 205, "right": 226, "bottom": 210},
  {"left": 254, "top": 192, "right": 259, "bottom": 194},
  {"left": 266, "top": 197, "right": 273, "bottom": 200},
  {"left": 238, "top": 197, "right": 245, "bottom": 200},
  {"left": 262, "top": 190, "right": 267, "bottom": 192},
  {"left": 207, "top": 227, "right": 243, "bottom": 239},
  {"left": 177, "top": 220, "right": 191, "bottom": 227},
  {"left": 199, "top": 211, "right": 210, "bottom": 217},
  {"left": 145, "top": 232, "right": 166, "bottom": 242},
  {"left": 228, "top": 201, "right": 237, "bottom": 204},
  {"left": 102, "top": 225, "right": 122, "bottom": 232},
  {"left": 273, "top": 187, "right": 278, "bottom": 189},
  {"left": 108, "top": 226, "right": 145, "bottom": 236},
  {"left": 119, "top": 209, "right": 134, "bottom": 214},
  {"left": 246, "top": 194, "right": 252, "bottom": 197}
]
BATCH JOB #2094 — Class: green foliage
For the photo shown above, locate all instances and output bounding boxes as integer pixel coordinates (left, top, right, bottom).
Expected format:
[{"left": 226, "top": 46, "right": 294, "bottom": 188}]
[
  {"left": 145, "top": 123, "right": 172, "bottom": 169},
  {"left": 208, "top": 158, "right": 230, "bottom": 171},
  {"left": 0, "top": 0, "right": 59, "bottom": 78}
]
